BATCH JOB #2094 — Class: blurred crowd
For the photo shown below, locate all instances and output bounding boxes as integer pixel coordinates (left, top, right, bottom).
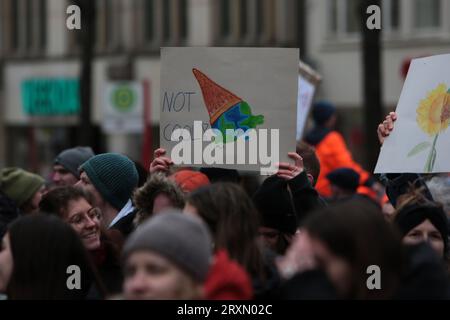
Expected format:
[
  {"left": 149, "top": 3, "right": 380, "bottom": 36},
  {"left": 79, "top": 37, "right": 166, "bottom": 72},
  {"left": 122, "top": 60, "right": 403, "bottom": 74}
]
[{"left": 0, "top": 101, "right": 449, "bottom": 300}]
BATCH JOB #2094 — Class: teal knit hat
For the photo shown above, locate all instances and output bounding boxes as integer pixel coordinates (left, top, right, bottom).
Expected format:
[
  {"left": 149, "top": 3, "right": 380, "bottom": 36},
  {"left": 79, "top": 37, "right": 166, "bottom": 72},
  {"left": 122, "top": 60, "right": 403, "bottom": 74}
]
[
  {"left": 0, "top": 167, "right": 45, "bottom": 207},
  {"left": 80, "top": 153, "right": 138, "bottom": 210}
]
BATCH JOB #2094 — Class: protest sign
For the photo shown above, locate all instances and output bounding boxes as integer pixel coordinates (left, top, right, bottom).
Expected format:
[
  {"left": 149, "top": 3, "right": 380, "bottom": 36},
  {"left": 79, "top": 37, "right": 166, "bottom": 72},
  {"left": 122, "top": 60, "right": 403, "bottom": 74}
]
[
  {"left": 375, "top": 54, "right": 450, "bottom": 173},
  {"left": 160, "top": 47, "right": 299, "bottom": 174}
]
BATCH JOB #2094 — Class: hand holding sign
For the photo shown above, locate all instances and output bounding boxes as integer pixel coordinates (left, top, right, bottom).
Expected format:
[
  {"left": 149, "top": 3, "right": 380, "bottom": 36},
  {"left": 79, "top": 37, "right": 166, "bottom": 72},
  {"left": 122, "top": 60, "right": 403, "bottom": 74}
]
[
  {"left": 377, "top": 112, "right": 397, "bottom": 145},
  {"left": 276, "top": 152, "right": 304, "bottom": 180},
  {"left": 149, "top": 148, "right": 174, "bottom": 174},
  {"left": 375, "top": 54, "right": 450, "bottom": 173}
]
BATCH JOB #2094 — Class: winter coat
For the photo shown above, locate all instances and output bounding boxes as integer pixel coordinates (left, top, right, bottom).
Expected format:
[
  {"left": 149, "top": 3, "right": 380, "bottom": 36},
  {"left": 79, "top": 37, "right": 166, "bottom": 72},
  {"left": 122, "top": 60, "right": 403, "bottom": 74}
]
[
  {"left": 110, "top": 209, "right": 137, "bottom": 238},
  {"left": 305, "top": 127, "right": 370, "bottom": 197}
]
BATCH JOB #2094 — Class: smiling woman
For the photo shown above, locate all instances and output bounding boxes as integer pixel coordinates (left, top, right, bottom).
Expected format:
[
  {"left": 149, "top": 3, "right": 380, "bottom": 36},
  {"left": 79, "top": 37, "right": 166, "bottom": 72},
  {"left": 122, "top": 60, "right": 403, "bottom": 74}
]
[{"left": 39, "top": 186, "right": 124, "bottom": 297}]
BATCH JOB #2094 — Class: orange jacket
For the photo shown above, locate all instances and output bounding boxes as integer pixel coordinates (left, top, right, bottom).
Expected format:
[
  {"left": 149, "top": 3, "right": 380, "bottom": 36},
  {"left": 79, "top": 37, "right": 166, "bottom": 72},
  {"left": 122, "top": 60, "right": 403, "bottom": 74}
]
[{"left": 314, "top": 131, "right": 370, "bottom": 197}]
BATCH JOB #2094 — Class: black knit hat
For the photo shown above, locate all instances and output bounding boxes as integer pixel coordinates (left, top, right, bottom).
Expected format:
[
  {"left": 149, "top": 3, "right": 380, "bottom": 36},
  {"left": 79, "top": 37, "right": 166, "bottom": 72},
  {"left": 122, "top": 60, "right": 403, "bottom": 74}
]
[
  {"left": 326, "top": 167, "right": 360, "bottom": 192},
  {"left": 252, "top": 175, "right": 298, "bottom": 235},
  {"left": 312, "top": 101, "right": 336, "bottom": 126},
  {"left": 394, "top": 203, "right": 449, "bottom": 255}
]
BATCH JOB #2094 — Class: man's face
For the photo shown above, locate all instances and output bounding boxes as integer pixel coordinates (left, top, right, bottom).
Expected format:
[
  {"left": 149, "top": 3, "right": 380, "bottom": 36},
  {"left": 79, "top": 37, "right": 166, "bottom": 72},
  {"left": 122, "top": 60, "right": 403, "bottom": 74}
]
[
  {"left": 52, "top": 164, "right": 78, "bottom": 186},
  {"left": 74, "top": 172, "right": 104, "bottom": 208}
]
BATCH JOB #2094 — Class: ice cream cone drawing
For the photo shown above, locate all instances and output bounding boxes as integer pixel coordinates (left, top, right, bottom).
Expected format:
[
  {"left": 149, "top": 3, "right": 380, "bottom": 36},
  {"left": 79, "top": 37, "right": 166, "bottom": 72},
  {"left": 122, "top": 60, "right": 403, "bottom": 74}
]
[
  {"left": 407, "top": 83, "right": 450, "bottom": 172},
  {"left": 192, "top": 68, "right": 264, "bottom": 143}
]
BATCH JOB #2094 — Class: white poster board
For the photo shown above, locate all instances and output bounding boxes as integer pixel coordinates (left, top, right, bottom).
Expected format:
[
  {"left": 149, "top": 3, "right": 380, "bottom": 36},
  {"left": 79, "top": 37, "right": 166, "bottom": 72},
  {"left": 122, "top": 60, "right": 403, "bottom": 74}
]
[
  {"left": 375, "top": 54, "right": 450, "bottom": 173},
  {"left": 102, "top": 81, "right": 143, "bottom": 133},
  {"left": 160, "top": 47, "right": 299, "bottom": 174},
  {"left": 296, "top": 61, "right": 321, "bottom": 140}
]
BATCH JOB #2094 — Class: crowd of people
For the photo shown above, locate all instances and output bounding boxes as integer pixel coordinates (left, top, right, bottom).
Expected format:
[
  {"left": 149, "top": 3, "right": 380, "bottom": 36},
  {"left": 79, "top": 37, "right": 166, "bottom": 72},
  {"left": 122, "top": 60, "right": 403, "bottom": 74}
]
[{"left": 0, "top": 101, "right": 449, "bottom": 300}]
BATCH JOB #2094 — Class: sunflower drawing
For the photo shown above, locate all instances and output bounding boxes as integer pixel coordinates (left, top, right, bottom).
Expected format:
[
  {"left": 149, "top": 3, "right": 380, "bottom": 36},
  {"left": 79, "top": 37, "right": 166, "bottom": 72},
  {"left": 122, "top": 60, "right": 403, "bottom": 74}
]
[{"left": 408, "top": 83, "right": 450, "bottom": 172}]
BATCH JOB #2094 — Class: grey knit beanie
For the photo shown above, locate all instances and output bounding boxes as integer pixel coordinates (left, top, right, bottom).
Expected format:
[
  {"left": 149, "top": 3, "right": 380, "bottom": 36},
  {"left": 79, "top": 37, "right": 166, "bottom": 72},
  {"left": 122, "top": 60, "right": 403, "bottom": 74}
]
[
  {"left": 80, "top": 153, "right": 138, "bottom": 210},
  {"left": 123, "top": 211, "right": 212, "bottom": 282},
  {"left": 54, "top": 146, "right": 95, "bottom": 178}
]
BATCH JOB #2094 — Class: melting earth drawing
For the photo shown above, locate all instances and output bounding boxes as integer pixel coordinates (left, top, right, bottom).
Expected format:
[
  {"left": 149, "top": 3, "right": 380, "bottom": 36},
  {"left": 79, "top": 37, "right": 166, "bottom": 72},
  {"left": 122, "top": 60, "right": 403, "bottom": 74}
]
[{"left": 192, "top": 68, "right": 264, "bottom": 143}]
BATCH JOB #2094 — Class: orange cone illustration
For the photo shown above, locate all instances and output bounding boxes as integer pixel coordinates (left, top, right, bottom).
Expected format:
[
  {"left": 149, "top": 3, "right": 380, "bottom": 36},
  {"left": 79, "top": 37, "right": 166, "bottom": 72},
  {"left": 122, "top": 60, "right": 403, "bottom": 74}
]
[
  {"left": 192, "top": 68, "right": 242, "bottom": 124},
  {"left": 192, "top": 68, "right": 264, "bottom": 143}
]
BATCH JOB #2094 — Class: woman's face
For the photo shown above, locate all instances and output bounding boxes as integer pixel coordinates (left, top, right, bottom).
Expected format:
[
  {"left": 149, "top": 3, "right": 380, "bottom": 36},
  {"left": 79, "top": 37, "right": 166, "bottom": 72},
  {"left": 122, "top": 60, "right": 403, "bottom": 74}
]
[
  {"left": 309, "top": 236, "right": 352, "bottom": 297},
  {"left": 123, "top": 250, "right": 201, "bottom": 300},
  {"left": 403, "top": 219, "right": 445, "bottom": 258},
  {"left": 65, "top": 198, "right": 101, "bottom": 251},
  {"left": 0, "top": 234, "right": 13, "bottom": 293}
]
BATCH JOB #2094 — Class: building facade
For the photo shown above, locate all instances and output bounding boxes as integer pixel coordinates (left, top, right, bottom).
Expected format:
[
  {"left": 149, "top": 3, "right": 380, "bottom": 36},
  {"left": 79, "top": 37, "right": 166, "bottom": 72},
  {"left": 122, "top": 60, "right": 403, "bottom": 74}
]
[
  {"left": 0, "top": 0, "right": 298, "bottom": 175},
  {"left": 0, "top": 0, "right": 448, "bottom": 173}
]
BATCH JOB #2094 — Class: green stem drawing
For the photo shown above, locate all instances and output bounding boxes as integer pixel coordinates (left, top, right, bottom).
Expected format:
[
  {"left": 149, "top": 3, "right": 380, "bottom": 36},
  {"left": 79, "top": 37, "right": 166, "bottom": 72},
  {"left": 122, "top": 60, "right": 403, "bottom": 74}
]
[{"left": 424, "top": 134, "right": 439, "bottom": 172}]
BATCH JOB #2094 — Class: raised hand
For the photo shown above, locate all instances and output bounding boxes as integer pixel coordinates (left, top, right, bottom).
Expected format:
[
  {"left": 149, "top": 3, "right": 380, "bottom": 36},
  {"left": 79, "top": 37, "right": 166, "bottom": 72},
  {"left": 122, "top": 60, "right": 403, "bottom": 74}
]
[
  {"left": 377, "top": 112, "right": 397, "bottom": 145},
  {"left": 276, "top": 152, "right": 304, "bottom": 180},
  {"left": 149, "top": 148, "right": 174, "bottom": 174}
]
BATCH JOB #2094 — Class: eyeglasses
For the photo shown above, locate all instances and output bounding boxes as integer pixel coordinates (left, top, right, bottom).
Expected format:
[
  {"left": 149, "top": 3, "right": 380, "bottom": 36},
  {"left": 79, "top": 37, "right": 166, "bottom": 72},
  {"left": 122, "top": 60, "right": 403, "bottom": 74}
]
[{"left": 68, "top": 207, "right": 102, "bottom": 226}]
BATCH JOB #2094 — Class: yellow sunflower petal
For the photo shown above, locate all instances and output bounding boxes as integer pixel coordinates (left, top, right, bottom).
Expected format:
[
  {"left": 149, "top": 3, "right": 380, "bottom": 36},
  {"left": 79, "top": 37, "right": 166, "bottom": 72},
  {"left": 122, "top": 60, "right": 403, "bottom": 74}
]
[{"left": 416, "top": 84, "right": 449, "bottom": 136}]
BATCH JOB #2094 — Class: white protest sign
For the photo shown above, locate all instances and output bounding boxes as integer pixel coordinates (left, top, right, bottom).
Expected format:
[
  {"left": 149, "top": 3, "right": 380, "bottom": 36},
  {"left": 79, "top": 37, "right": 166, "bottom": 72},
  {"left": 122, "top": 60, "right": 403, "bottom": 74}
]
[
  {"left": 296, "top": 61, "right": 321, "bottom": 140},
  {"left": 375, "top": 54, "right": 450, "bottom": 173},
  {"left": 160, "top": 47, "right": 298, "bottom": 174},
  {"left": 102, "top": 82, "right": 143, "bottom": 133}
]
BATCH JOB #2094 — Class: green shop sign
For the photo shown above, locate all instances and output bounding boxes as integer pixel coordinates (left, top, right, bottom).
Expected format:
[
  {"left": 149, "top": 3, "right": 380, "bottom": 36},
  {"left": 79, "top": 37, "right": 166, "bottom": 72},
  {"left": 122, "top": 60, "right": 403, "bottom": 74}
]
[{"left": 21, "top": 78, "right": 80, "bottom": 116}]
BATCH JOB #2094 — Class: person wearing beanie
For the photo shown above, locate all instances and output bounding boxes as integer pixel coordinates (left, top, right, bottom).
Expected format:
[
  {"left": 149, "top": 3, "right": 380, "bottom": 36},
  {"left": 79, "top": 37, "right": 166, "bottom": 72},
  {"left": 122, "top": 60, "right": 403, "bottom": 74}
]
[
  {"left": 75, "top": 153, "right": 139, "bottom": 237},
  {"left": 312, "top": 100, "right": 337, "bottom": 127},
  {"left": 122, "top": 211, "right": 212, "bottom": 300},
  {"left": 53, "top": 146, "right": 95, "bottom": 187},
  {"left": 253, "top": 151, "right": 325, "bottom": 255},
  {"left": 326, "top": 167, "right": 360, "bottom": 200},
  {"left": 304, "top": 100, "right": 374, "bottom": 199},
  {"left": 253, "top": 176, "right": 298, "bottom": 255},
  {"left": 0, "top": 168, "right": 45, "bottom": 215},
  {"left": 394, "top": 202, "right": 449, "bottom": 260}
]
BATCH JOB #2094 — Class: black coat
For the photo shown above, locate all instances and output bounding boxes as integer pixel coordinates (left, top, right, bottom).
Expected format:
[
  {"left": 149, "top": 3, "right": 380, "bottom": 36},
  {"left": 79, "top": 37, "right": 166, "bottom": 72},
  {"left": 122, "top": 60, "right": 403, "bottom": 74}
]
[{"left": 110, "top": 209, "right": 137, "bottom": 238}]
